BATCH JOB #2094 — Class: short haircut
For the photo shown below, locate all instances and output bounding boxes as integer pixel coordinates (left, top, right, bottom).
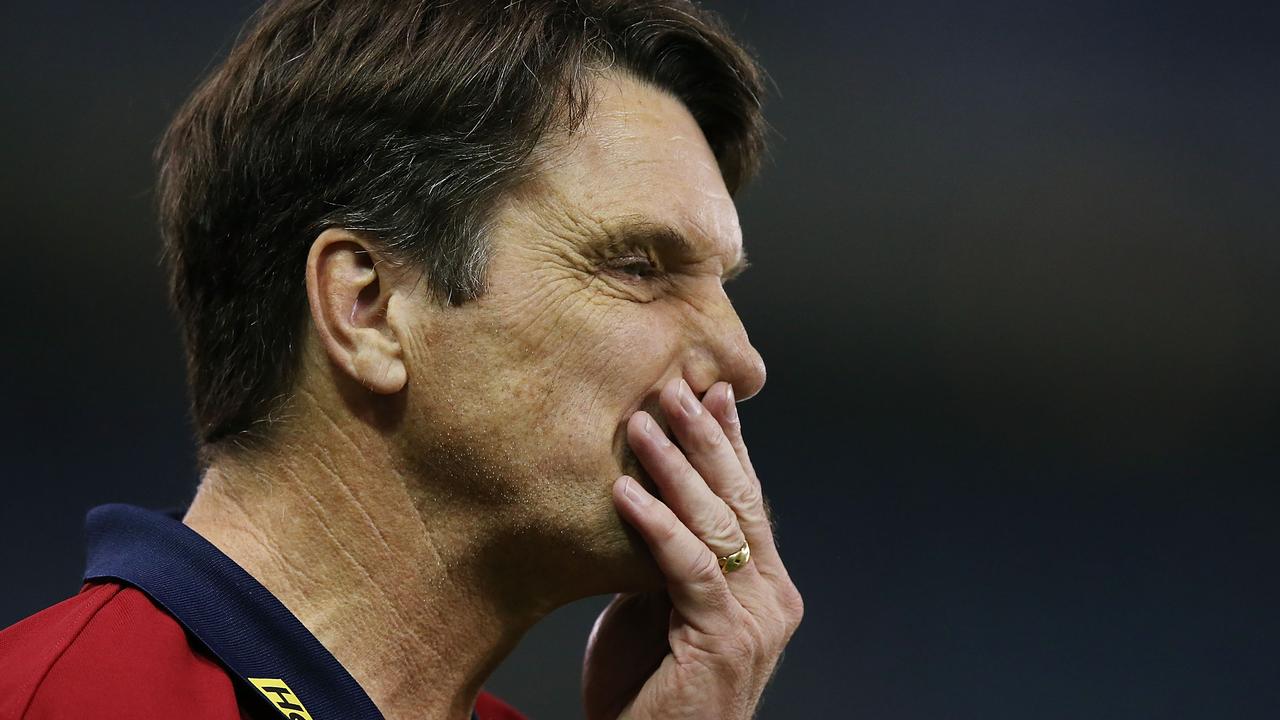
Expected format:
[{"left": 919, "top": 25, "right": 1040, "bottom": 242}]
[{"left": 157, "top": 0, "right": 767, "bottom": 449}]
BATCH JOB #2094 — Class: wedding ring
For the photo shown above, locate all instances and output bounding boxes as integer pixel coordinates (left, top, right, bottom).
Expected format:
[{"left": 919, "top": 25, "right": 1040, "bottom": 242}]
[{"left": 717, "top": 540, "right": 751, "bottom": 574}]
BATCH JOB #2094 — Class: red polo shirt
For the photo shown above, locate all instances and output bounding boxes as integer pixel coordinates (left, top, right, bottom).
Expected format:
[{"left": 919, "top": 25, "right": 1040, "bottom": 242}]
[{"left": 0, "top": 504, "right": 525, "bottom": 720}]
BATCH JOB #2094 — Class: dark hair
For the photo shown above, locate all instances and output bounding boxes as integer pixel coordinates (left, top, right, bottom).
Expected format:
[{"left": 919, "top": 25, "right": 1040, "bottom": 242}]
[{"left": 157, "top": 0, "right": 766, "bottom": 448}]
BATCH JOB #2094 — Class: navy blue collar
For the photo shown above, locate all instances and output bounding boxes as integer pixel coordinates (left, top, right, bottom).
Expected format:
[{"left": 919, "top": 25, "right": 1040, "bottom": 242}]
[{"left": 84, "top": 503, "right": 449, "bottom": 720}]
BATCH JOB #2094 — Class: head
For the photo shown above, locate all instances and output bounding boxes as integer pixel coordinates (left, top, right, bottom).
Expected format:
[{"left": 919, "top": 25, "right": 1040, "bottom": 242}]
[{"left": 159, "top": 0, "right": 768, "bottom": 594}]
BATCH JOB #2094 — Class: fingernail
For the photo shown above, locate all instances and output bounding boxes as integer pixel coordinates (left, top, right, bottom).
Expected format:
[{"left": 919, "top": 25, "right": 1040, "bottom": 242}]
[
  {"left": 724, "top": 384, "right": 739, "bottom": 424},
  {"left": 677, "top": 379, "right": 703, "bottom": 416},
  {"left": 622, "top": 476, "right": 649, "bottom": 506},
  {"left": 643, "top": 413, "right": 672, "bottom": 447}
]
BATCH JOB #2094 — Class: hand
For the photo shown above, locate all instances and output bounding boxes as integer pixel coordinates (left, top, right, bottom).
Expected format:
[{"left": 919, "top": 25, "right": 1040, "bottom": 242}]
[{"left": 582, "top": 378, "right": 804, "bottom": 720}]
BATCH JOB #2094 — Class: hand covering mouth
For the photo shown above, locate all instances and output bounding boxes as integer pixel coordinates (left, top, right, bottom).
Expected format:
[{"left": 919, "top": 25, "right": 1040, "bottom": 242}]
[{"left": 618, "top": 407, "right": 680, "bottom": 498}]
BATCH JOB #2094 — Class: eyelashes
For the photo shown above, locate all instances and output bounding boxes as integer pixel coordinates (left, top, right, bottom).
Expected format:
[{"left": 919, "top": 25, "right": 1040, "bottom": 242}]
[{"left": 600, "top": 251, "right": 662, "bottom": 280}]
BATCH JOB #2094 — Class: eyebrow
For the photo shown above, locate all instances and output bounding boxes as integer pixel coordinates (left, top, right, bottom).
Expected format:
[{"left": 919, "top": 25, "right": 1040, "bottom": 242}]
[{"left": 602, "top": 220, "right": 751, "bottom": 281}]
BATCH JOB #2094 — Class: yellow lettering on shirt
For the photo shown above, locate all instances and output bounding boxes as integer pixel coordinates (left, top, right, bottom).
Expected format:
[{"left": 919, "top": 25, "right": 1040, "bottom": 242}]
[{"left": 248, "top": 677, "right": 314, "bottom": 720}]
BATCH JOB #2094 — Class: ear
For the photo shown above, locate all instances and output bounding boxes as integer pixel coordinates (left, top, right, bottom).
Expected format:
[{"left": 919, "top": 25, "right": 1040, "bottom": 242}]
[{"left": 305, "top": 228, "right": 408, "bottom": 395}]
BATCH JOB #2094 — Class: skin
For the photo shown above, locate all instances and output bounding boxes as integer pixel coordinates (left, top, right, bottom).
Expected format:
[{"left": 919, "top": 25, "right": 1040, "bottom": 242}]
[{"left": 183, "top": 72, "right": 802, "bottom": 720}]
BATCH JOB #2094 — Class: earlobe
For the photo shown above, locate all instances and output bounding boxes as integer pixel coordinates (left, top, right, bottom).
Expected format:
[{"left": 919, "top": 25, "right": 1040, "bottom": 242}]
[
  {"left": 352, "top": 343, "right": 408, "bottom": 394},
  {"left": 305, "top": 229, "right": 408, "bottom": 395}
]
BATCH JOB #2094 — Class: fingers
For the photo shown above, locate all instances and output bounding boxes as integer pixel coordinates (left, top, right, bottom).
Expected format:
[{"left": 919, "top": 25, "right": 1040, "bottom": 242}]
[
  {"left": 698, "top": 381, "right": 763, "bottom": 496},
  {"left": 615, "top": 378, "right": 803, "bottom": 647},
  {"left": 611, "top": 476, "right": 739, "bottom": 632},
  {"left": 660, "top": 379, "right": 780, "bottom": 569},
  {"left": 626, "top": 410, "right": 745, "bottom": 558}
]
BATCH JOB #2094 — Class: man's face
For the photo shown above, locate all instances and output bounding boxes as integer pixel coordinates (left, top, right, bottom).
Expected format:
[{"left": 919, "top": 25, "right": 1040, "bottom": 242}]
[{"left": 397, "top": 73, "right": 766, "bottom": 595}]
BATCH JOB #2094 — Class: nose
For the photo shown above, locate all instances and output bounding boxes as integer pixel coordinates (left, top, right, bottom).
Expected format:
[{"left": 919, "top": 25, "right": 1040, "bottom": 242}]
[{"left": 684, "top": 286, "right": 767, "bottom": 402}]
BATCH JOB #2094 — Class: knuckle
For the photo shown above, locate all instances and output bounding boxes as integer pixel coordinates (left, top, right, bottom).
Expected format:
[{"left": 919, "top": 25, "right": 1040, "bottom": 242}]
[
  {"left": 656, "top": 457, "right": 687, "bottom": 488},
  {"left": 724, "top": 421, "right": 744, "bottom": 446},
  {"left": 778, "top": 584, "right": 805, "bottom": 629},
  {"left": 687, "top": 550, "right": 725, "bottom": 587},
  {"left": 728, "top": 480, "right": 763, "bottom": 512},
  {"left": 680, "top": 418, "right": 724, "bottom": 456},
  {"left": 677, "top": 465, "right": 704, "bottom": 490},
  {"left": 703, "top": 506, "right": 741, "bottom": 547},
  {"left": 724, "top": 416, "right": 746, "bottom": 445},
  {"left": 699, "top": 420, "right": 725, "bottom": 448},
  {"left": 656, "top": 510, "right": 685, "bottom": 544}
]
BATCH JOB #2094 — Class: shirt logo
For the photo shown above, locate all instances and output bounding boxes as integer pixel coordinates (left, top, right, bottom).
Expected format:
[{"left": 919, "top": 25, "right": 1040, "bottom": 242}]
[{"left": 248, "top": 677, "right": 315, "bottom": 720}]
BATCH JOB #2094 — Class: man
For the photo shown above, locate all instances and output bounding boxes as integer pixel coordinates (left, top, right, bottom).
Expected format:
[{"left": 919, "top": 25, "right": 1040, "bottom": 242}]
[{"left": 0, "top": 1, "right": 802, "bottom": 718}]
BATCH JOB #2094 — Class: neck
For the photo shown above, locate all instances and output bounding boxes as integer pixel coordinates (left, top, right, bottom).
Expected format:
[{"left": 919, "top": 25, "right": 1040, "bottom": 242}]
[{"left": 183, "top": 413, "right": 564, "bottom": 720}]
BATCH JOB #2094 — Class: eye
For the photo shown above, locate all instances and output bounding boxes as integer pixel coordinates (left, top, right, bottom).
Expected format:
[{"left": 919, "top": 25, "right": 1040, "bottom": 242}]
[{"left": 602, "top": 253, "right": 660, "bottom": 279}]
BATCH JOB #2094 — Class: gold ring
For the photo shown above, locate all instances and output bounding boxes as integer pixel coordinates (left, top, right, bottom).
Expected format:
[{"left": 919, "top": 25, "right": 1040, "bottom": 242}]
[{"left": 718, "top": 540, "right": 751, "bottom": 574}]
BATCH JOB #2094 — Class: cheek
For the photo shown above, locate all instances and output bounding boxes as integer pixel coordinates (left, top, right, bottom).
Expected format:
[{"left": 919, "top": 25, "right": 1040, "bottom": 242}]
[{"left": 502, "top": 291, "right": 674, "bottom": 420}]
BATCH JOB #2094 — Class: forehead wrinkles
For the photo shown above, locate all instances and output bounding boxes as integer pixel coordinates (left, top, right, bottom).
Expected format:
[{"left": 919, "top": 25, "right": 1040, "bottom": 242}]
[
  {"left": 589, "top": 112, "right": 722, "bottom": 179},
  {"left": 523, "top": 158, "right": 743, "bottom": 276},
  {"left": 515, "top": 73, "right": 742, "bottom": 269},
  {"left": 571, "top": 124, "right": 741, "bottom": 260}
]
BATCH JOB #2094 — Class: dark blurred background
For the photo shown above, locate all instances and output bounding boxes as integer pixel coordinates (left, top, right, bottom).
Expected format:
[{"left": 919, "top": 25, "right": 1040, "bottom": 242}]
[{"left": 3, "top": 1, "right": 1277, "bottom": 718}]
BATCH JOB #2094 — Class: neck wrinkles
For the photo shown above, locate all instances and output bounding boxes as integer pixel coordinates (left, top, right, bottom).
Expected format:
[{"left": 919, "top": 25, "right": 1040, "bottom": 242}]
[{"left": 182, "top": 428, "right": 554, "bottom": 720}]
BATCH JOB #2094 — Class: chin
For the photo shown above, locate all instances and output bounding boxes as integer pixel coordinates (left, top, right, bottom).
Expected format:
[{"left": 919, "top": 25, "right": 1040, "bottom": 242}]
[
  {"left": 541, "top": 436, "right": 667, "bottom": 596},
  {"left": 561, "top": 480, "right": 666, "bottom": 597},
  {"left": 597, "top": 520, "right": 666, "bottom": 595}
]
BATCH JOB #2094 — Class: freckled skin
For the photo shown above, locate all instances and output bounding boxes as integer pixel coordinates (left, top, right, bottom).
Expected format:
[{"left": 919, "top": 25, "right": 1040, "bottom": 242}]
[{"left": 395, "top": 72, "right": 766, "bottom": 598}]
